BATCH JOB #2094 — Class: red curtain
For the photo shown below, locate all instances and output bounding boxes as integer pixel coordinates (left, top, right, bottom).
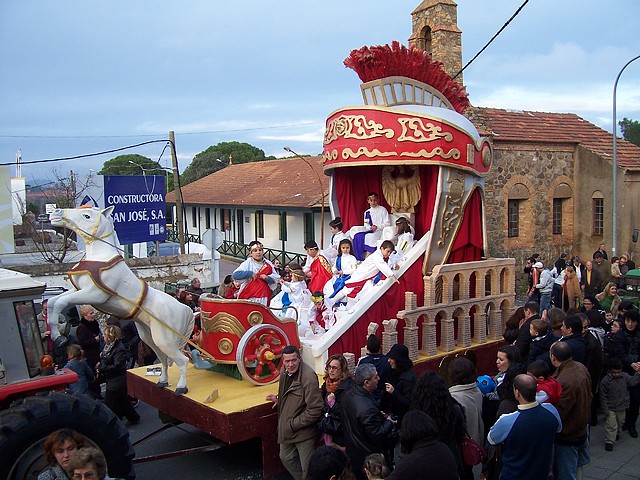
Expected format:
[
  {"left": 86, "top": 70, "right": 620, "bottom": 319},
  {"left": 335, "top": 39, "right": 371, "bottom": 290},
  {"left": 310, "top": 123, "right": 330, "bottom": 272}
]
[
  {"left": 446, "top": 188, "right": 484, "bottom": 264},
  {"left": 332, "top": 165, "right": 439, "bottom": 238}
]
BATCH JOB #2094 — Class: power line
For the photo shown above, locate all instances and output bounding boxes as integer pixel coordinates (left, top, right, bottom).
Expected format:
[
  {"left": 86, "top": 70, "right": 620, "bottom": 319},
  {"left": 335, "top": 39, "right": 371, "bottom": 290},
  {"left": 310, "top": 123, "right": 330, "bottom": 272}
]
[
  {"left": 0, "top": 121, "right": 323, "bottom": 140},
  {"left": 0, "top": 139, "right": 172, "bottom": 167},
  {"left": 454, "top": 0, "right": 530, "bottom": 80}
]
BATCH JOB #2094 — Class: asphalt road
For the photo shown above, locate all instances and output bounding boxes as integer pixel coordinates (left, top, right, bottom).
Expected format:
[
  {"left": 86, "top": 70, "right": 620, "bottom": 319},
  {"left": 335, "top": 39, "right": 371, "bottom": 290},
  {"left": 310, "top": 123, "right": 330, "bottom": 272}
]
[{"left": 127, "top": 400, "right": 292, "bottom": 480}]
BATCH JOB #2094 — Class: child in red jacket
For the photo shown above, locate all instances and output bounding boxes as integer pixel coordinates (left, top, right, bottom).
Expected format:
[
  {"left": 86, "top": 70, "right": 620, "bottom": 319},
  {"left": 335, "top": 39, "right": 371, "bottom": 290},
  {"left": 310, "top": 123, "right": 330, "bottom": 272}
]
[{"left": 528, "top": 360, "right": 562, "bottom": 406}]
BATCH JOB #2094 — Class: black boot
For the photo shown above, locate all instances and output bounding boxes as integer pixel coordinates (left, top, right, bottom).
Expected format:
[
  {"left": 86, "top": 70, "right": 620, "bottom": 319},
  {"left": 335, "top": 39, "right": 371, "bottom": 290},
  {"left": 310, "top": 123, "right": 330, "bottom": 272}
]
[{"left": 629, "top": 424, "right": 638, "bottom": 438}]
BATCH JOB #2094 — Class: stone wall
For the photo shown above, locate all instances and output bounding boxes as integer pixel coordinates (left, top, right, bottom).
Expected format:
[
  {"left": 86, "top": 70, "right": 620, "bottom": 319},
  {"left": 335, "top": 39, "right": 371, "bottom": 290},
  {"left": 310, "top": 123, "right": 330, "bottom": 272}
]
[
  {"left": 7, "top": 254, "right": 210, "bottom": 292},
  {"left": 409, "top": 1, "right": 463, "bottom": 84},
  {"left": 482, "top": 141, "right": 576, "bottom": 293}
]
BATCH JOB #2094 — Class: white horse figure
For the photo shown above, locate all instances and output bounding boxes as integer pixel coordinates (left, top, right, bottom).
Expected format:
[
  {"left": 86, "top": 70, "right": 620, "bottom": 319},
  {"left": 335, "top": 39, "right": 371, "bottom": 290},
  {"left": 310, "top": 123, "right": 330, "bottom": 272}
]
[{"left": 48, "top": 206, "right": 195, "bottom": 395}]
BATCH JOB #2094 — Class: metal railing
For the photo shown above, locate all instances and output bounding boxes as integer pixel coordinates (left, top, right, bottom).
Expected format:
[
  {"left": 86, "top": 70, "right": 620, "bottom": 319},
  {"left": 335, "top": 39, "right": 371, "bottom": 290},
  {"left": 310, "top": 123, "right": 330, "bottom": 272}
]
[
  {"left": 219, "top": 240, "right": 306, "bottom": 266},
  {"left": 164, "top": 229, "right": 306, "bottom": 265},
  {"left": 166, "top": 228, "right": 200, "bottom": 244}
]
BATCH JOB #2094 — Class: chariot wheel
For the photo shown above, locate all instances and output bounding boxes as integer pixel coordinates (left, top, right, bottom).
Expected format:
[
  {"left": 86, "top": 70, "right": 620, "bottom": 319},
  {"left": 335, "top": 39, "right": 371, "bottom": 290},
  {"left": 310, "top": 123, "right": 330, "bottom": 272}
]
[{"left": 236, "top": 324, "right": 288, "bottom": 385}]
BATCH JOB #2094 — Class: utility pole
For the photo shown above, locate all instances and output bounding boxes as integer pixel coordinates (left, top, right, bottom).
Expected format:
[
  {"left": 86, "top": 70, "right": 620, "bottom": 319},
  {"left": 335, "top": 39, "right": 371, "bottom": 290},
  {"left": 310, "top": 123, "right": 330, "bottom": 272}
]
[{"left": 169, "top": 131, "right": 186, "bottom": 254}]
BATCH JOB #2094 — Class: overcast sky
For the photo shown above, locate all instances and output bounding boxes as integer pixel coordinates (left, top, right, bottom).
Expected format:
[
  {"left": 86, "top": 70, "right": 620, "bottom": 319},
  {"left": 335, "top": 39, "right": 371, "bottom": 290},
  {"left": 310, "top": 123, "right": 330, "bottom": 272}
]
[{"left": 1, "top": 0, "right": 639, "bottom": 184}]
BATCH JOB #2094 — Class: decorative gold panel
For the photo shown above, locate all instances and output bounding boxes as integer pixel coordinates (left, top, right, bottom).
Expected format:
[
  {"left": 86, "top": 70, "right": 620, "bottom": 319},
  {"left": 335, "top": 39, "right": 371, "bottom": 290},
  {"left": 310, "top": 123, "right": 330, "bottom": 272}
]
[
  {"left": 248, "top": 311, "right": 264, "bottom": 326},
  {"left": 438, "top": 170, "right": 465, "bottom": 247},
  {"left": 201, "top": 312, "right": 245, "bottom": 338}
]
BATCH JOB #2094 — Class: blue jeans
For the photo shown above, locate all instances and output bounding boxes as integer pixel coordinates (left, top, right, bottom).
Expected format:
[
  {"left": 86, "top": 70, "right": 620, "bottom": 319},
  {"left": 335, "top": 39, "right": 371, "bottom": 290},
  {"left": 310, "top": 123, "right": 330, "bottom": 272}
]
[
  {"left": 554, "top": 435, "right": 590, "bottom": 480},
  {"left": 540, "top": 292, "right": 551, "bottom": 316}
]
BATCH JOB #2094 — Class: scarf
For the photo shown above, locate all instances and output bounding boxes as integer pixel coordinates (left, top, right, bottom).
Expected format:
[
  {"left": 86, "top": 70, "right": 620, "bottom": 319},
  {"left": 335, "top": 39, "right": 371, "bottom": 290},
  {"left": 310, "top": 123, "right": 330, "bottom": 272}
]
[{"left": 325, "top": 376, "right": 341, "bottom": 394}]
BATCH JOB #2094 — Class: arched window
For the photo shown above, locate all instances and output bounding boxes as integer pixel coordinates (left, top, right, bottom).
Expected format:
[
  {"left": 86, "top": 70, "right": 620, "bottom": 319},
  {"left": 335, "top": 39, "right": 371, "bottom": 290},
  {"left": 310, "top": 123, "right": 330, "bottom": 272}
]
[
  {"left": 417, "top": 26, "right": 432, "bottom": 54},
  {"left": 592, "top": 191, "right": 604, "bottom": 236},
  {"left": 508, "top": 183, "right": 530, "bottom": 237},
  {"left": 552, "top": 183, "right": 572, "bottom": 235}
]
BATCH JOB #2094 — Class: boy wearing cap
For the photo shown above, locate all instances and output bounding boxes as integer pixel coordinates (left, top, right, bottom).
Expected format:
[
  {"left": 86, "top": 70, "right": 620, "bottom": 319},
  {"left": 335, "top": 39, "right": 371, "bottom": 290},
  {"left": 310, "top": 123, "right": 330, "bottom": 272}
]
[
  {"left": 535, "top": 262, "right": 554, "bottom": 317},
  {"left": 303, "top": 240, "right": 333, "bottom": 293}
]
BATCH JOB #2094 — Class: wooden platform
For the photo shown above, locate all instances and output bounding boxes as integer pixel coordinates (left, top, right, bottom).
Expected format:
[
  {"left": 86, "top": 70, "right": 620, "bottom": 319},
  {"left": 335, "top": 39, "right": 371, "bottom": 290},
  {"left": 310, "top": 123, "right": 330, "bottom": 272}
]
[{"left": 127, "top": 365, "right": 283, "bottom": 478}]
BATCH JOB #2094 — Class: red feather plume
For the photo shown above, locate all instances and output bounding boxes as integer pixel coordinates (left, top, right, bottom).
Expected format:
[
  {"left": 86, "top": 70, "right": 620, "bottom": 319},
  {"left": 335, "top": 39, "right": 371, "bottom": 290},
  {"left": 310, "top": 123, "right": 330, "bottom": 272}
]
[{"left": 343, "top": 41, "right": 470, "bottom": 113}]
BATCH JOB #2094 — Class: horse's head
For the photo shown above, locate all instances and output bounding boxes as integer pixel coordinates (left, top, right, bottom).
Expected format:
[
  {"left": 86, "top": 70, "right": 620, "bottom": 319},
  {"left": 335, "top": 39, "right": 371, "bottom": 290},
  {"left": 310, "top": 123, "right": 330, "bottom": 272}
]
[{"left": 50, "top": 206, "right": 116, "bottom": 244}]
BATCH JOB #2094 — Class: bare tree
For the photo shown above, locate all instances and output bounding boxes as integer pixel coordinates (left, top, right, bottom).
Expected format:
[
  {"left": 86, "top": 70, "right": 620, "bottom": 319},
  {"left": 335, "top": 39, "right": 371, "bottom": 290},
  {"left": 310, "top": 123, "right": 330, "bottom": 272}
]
[{"left": 21, "top": 170, "right": 99, "bottom": 263}]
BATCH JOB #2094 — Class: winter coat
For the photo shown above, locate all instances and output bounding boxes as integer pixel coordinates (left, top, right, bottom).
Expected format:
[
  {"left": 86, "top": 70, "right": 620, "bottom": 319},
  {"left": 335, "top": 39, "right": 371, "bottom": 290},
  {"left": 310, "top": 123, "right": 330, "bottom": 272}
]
[
  {"left": 320, "top": 376, "right": 354, "bottom": 446},
  {"left": 600, "top": 371, "right": 640, "bottom": 413},
  {"left": 276, "top": 361, "right": 323, "bottom": 444},
  {"left": 582, "top": 269, "right": 603, "bottom": 298},
  {"left": 559, "top": 333, "right": 586, "bottom": 363},
  {"left": 528, "top": 331, "right": 558, "bottom": 367},
  {"left": 563, "top": 273, "right": 582, "bottom": 310},
  {"left": 64, "top": 358, "right": 95, "bottom": 394},
  {"left": 387, "top": 437, "right": 459, "bottom": 480},
  {"left": 449, "top": 382, "right": 484, "bottom": 445},
  {"left": 342, "top": 384, "right": 396, "bottom": 468},
  {"left": 553, "top": 359, "right": 592, "bottom": 444},
  {"left": 614, "top": 326, "right": 640, "bottom": 375},
  {"left": 37, "top": 464, "right": 68, "bottom": 480},
  {"left": 76, "top": 318, "right": 102, "bottom": 372},
  {"left": 381, "top": 368, "right": 416, "bottom": 424},
  {"left": 98, "top": 340, "right": 130, "bottom": 392}
]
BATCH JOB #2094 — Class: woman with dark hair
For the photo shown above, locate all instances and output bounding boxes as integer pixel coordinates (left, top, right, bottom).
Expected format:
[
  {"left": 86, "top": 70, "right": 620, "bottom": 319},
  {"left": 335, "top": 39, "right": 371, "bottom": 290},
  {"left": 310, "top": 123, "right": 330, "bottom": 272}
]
[
  {"left": 580, "top": 295, "right": 602, "bottom": 313},
  {"left": 38, "top": 429, "right": 86, "bottom": 480},
  {"left": 178, "top": 290, "right": 200, "bottom": 312},
  {"left": 503, "top": 307, "right": 525, "bottom": 344},
  {"left": 400, "top": 401, "right": 460, "bottom": 480},
  {"left": 410, "top": 372, "right": 465, "bottom": 479},
  {"left": 496, "top": 364, "right": 527, "bottom": 417},
  {"left": 381, "top": 344, "right": 416, "bottom": 425},
  {"left": 448, "top": 357, "right": 483, "bottom": 480},
  {"left": 320, "top": 354, "right": 354, "bottom": 447}
]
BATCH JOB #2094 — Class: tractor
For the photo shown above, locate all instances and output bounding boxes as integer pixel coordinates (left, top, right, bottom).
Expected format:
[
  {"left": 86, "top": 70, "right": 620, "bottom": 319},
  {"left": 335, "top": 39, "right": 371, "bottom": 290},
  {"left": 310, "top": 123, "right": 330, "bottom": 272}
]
[{"left": 0, "top": 269, "right": 135, "bottom": 480}]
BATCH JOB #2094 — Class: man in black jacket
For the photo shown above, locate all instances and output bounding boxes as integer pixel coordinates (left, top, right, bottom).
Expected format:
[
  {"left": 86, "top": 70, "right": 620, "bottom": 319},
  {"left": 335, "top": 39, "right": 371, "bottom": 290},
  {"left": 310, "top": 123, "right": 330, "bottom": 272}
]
[
  {"left": 357, "top": 334, "right": 391, "bottom": 400},
  {"left": 342, "top": 363, "right": 397, "bottom": 480}
]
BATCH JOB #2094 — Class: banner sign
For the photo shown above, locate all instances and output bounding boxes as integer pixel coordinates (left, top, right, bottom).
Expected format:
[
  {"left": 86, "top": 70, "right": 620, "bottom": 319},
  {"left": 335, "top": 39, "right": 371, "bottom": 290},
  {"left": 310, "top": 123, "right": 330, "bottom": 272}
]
[{"left": 103, "top": 175, "right": 166, "bottom": 244}]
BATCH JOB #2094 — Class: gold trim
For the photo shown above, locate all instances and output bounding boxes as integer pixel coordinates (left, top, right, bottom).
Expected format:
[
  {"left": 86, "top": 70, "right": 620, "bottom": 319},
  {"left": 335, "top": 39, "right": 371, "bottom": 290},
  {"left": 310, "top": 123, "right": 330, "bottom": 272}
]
[
  {"left": 218, "top": 338, "right": 233, "bottom": 355},
  {"left": 438, "top": 170, "right": 465, "bottom": 248},
  {"left": 397, "top": 118, "right": 453, "bottom": 143},
  {"left": 324, "top": 105, "right": 480, "bottom": 143},
  {"left": 201, "top": 312, "right": 245, "bottom": 338},
  {"left": 467, "top": 144, "right": 475, "bottom": 165},
  {"left": 322, "top": 153, "right": 487, "bottom": 177},
  {"left": 324, "top": 114, "right": 395, "bottom": 145},
  {"left": 247, "top": 311, "right": 264, "bottom": 326}
]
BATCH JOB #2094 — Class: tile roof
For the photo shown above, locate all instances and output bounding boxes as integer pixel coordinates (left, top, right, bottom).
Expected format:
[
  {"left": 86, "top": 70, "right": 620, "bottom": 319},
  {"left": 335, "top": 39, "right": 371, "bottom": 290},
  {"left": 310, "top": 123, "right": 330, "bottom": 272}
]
[
  {"left": 167, "top": 156, "right": 328, "bottom": 208},
  {"left": 472, "top": 107, "right": 640, "bottom": 170}
]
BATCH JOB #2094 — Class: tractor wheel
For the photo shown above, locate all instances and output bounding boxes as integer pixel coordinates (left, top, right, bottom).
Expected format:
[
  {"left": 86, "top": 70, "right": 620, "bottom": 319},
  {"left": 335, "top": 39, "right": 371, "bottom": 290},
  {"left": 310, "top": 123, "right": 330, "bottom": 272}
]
[{"left": 0, "top": 391, "right": 135, "bottom": 480}]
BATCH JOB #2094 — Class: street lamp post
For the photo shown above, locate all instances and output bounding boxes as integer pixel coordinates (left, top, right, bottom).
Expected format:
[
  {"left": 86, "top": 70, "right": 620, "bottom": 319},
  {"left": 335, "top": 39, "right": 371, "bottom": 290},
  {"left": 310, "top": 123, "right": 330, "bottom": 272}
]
[
  {"left": 612, "top": 54, "right": 640, "bottom": 258},
  {"left": 284, "top": 146, "right": 326, "bottom": 248}
]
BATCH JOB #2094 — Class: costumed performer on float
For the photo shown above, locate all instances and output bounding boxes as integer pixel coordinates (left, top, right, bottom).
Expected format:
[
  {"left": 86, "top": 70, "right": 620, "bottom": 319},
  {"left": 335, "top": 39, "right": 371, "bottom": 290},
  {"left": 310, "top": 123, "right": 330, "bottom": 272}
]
[
  {"left": 308, "top": 291, "right": 330, "bottom": 334},
  {"left": 388, "top": 217, "right": 416, "bottom": 267},
  {"left": 332, "top": 240, "right": 400, "bottom": 308},
  {"left": 349, "top": 192, "right": 390, "bottom": 261},
  {"left": 232, "top": 240, "right": 280, "bottom": 305},
  {"left": 303, "top": 240, "right": 334, "bottom": 294},
  {"left": 327, "top": 217, "right": 349, "bottom": 260},
  {"left": 271, "top": 263, "right": 311, "bottom": 321},
  {"left": 323, "top": 238, "right": 358, "bottom": 310}
]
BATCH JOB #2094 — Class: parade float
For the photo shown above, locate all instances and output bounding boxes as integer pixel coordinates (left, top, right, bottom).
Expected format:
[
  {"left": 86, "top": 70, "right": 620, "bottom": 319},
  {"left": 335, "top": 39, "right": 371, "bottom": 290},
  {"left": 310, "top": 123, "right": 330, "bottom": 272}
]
[{"left": 22, "top": 43, "right": 516, "bottom": 478}]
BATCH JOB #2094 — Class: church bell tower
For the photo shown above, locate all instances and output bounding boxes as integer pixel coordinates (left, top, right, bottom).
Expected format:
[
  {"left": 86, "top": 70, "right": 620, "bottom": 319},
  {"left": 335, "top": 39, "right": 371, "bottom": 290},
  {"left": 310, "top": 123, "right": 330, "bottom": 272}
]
[{"left": 409, "top": 0, "right": 463, "bottom": 84}]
